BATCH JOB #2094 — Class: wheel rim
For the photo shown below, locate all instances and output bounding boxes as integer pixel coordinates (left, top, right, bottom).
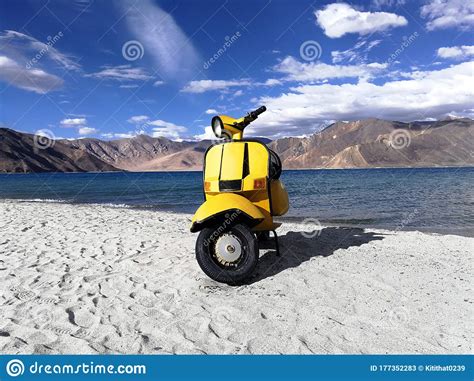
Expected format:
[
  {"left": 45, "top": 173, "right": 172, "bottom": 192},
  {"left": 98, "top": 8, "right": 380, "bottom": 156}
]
[{"left": 214, "top": 233, "right": 243, "bottom": 266}]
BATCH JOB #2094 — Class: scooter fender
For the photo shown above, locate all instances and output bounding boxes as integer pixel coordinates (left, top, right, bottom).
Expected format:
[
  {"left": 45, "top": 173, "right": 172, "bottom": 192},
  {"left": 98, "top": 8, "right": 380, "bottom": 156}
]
[{"left": 190, "top": 193, "right": 265, "bottom": 233}]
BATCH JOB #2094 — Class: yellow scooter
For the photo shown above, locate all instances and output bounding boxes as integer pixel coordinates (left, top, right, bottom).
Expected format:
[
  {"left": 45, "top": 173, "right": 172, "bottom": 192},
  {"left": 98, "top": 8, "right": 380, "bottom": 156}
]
[{"left": 190, "top": 106, "right": 289, "bottom": 284}]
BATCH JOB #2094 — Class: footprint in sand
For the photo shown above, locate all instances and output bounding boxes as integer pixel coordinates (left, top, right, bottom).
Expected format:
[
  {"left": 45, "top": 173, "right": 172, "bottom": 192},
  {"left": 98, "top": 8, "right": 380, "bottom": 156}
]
[
  {"left": 66, "top": 307, "right": 97, "bottom": 328},
  {"left": 15, "top": 290, "right": 36, "bottom": 301},
  {"left": 130, "top": 290, "right": 157, "bottom": 308},
  {"left": 49, "top": 326, "right": 73, "bottom": 336},
  {"left": 37, "top": 297, "right": 58, "bottom": 305},
  {"left": 31, "top": 308, "right": 53, "bottom": 329},
  {"left": 99, "top": 282, "right": 118, "bottom": 298}
]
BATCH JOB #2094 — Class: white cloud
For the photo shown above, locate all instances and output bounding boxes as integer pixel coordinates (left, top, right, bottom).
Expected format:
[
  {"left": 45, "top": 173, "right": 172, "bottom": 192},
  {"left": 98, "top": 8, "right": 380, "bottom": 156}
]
[
  {"left": 194, "top": 126, "right": 216, "bottom": 140},
  {"left": 119, "top": 84, "right": 139, "bottom": 88},
  {"left": 78, "top": 127, "right": 98, "bottom": 136},
  {"left": 251, "top": 61, "right": 474, "bottom": 138},
  {"left": 315, "top": 3, "right": 408, "bottom": 38},
  {"left": 127, "top": 115, "right": 149, "bottom": 124},
  {"left": 85, "top": 65, "right": 153, "bottom": 81},
  {"left": 331, "top": 39, "right": 382, "bottom": 64},
  {"left": 124, "top": 115, "right": 186, "bottom": 139},
  {"left": 60, "top": 117, "right": 97, "bottom": 136},
  {"left": 273, "top": 56, "right": 387, "bottom": 82},
  {"left": 120, "top": 0, "right": 200, "bottom": 79},
  {"left": 102, "top": 132, "right": 136, "bottom": 139},
  {"left": 0, "top": 55, "right": 63, "bottom": 93},
  {"left": 372, "top": 0, "right": 406, "bottom": 8},
  {"left": 264, "top": 78, "right": 283, "bottom": 86},
  {"left": 437, "top": 45, "right": 474, "bottom": 59},
  {"left": 153, "top": 80, "right": 165, "bottom": 86},
  {"left": 60, "top": 118, "right": 87, "bottom": 127},
  {"left": 148, "top": 119, "right": 187, "bottom": 140},
  {"left": 0, "top": 30, "right": 80, "bottom": 72},
  {"left": 205, "top": 109, "right": 218, "bottom": 114},
  {"left": 182, "top": 79, "right": 251, "bottom": 93},
  {"left": 421, "top": 0, "right": 474, "bottom": 31}
]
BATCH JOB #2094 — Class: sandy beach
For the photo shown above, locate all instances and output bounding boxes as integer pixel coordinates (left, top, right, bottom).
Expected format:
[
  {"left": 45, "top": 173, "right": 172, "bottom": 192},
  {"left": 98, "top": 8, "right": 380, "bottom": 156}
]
[{"left": 0, "top": 200, "right": 472, "bottom": 354}]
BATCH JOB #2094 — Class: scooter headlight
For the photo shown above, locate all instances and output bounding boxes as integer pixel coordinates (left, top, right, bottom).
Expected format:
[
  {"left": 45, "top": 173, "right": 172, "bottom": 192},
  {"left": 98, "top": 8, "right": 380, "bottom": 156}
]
[{"left": 211, "top": 116, "right": 224, "bottom": 138}]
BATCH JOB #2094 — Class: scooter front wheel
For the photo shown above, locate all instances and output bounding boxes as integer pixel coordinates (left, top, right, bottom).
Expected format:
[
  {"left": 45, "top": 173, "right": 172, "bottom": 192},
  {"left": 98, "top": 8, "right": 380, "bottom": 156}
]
[{"left": 196, "top": 223, "right": 258, "bottom": 284}]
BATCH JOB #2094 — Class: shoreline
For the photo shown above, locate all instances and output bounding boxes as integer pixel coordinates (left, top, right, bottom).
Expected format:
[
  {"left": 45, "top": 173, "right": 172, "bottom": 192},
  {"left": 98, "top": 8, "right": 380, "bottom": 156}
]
[
  {"left": 0, "top": 200, "right": 472, "bottom": 354},
  {"left": 1, "top": 165, "right": 473, "bottom": 175},
  {"left": 1, "top": 198, "right": 472, "bottom": 238}
]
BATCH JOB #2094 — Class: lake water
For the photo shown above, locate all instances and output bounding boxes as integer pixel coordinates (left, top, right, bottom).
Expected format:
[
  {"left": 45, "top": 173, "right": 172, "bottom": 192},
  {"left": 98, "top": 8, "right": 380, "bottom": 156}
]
[{"left": 0, "top": 167, "right": 473, "bottom": 236}]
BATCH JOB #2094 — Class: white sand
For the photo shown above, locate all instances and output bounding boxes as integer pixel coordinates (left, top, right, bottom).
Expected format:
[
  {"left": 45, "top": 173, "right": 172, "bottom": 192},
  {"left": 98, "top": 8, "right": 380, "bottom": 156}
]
[{"left": 0, "top": 200, "right": 472, "bottom": 354}]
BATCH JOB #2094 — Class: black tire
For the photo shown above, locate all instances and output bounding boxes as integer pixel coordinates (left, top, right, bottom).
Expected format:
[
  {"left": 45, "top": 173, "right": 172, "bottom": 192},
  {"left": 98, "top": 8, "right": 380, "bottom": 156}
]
[{"left": 196, "top": 223, "right": 258, "bottom": 285}]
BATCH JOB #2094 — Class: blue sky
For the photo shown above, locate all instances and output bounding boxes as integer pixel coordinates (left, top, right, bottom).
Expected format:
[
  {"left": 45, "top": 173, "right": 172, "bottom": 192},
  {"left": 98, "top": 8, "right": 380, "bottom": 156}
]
[{"left": 0, "top": 0, "right": 473, "bottom": 140}]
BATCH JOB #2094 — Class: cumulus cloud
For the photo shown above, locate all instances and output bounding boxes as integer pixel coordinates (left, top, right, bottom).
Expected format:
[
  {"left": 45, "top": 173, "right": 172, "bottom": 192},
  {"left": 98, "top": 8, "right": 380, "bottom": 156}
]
[
  {"left": 182, "top": 79, "right": 251, "bottom": 93},
  {"left": 127, "top": 115, "right": 149, "bottom": 124},
  {"left": 78, "top": 127, "right": 98, "bottom": 136},
  {"left": 437, "top": 45, "right": 474, "bottom": 59},
  {"left": 421, "top": 0, "right": 474, "bottom": 31},
  {"left": 264, "top": 78, "right": 283, "bottom": 86},
  {"left": 60, "top": 117, "right": 97, "bottom": 136},
  {"left": 0, "top": 55, "right": 63, "bottom": 93},
  {"left": 194, "top": 126, "right": 216, "bottom": 140},
  {"left": 126, "top": 115, "right": 187, "bottom": 139},
  {"left": 147, "top": 119, "right": 187, "bottom": 139},
  {"left": 205, "top": 109, "right": 218, "bottom": 114},
  {"left": 250, "top": 61, "right": 474, "bottom": 138},
  {"left": 273, "top": 56, "right": 387, "bottom": 82},
  {"left": 315, "top": 3, "right": 408, "bottom": 38},
  {"left": 102, "top": 132, "right": 136, "bottom": 139},
  {"left": 85, "top": 65, "right": 153, "bottom": 81},
  {"left": 120, "top": 0, "right": 200, "bottom": 79},
  {"left": 60, "top": 118, "right": 87, "bottom": 127},
  {"left": 153, "top": 80, "right": 165, "bottom": 86}
]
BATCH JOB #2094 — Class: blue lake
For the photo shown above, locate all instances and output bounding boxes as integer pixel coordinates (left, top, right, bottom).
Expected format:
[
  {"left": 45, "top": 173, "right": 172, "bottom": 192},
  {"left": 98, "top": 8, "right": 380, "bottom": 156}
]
[{"left": 0, "top": 167, "right": 473, "bottom": 236}]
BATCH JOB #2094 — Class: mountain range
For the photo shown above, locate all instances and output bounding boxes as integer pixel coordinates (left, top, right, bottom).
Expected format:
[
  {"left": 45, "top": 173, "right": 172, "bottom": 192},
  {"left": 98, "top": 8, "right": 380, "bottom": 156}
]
[{"left": 1, "top": 118, "right": 473, "bottom": 173}]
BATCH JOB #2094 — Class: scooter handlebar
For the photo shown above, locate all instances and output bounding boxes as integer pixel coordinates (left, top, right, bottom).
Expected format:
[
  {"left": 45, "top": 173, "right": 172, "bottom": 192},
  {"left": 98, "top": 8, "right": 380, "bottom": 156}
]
[{"left": 249, "top": 106, "right": 266, "bottom": 118}]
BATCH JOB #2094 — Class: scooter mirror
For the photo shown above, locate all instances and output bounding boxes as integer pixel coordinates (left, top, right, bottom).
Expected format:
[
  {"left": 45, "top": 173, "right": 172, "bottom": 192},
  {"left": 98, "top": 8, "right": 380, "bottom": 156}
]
[{"left": 211, "top": 116, "right": 225, "bottom": 138}]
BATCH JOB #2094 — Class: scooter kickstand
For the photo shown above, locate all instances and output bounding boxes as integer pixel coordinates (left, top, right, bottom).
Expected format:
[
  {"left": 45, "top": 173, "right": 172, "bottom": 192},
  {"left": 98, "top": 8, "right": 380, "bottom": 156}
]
[{"left": 271, "top": 230, "right": 280, "bottom": 256}]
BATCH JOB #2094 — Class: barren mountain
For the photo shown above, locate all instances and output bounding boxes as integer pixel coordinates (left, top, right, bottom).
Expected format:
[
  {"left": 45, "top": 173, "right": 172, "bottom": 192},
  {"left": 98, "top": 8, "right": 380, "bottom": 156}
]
[
  {"left": 1, "top": 118, "right": 473, "bottom": 173},
  {"left": 0, "top": 128, "right": 119, "bottom": 173},
  {"left": 60, "top": 134, "right": 195, "bottom": 171},
  {"left": 270, "top": 118, "right": 474, "bottom": 168}
]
